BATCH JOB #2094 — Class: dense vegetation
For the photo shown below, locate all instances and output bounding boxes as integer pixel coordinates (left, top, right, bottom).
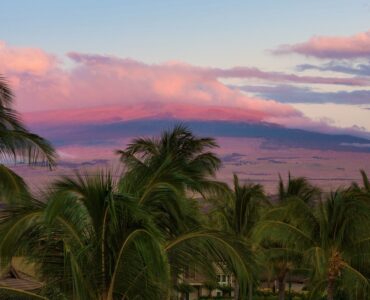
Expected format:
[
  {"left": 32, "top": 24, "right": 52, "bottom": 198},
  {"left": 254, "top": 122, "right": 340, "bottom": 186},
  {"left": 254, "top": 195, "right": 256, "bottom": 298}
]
[{"left": 1, "top": 77, "right": 370, "bottom": 300}]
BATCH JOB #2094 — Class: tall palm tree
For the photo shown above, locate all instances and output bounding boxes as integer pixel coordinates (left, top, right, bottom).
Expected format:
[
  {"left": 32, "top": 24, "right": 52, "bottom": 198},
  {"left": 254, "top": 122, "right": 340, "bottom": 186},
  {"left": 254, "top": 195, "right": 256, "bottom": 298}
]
[
  {"left": 260, "top": 174, "right": 320, "bottom": 300},
  {"left": 0, "top": 76, "right": 56, "bottom": 200},
  {"left": 117, "top": 126, "right": 254, "bottom": 298},
  {"left": 210, "top": 174, "right": 267, "bottom": 299},
  {"left": 257, "top": 189, "right": 370, "bottom": 300}
]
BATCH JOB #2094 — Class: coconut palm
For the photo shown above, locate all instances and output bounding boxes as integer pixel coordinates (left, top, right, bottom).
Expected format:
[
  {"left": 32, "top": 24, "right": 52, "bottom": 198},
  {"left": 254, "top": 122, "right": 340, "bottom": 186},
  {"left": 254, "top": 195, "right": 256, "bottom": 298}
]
[
  {"left": 251, "top": 173, "right": 320, "bottom": 300},
  {"left": 0, "top": 76, "right": 56, "bottom": 200},
  {"left": 257, "top": 189, "right": 370, "bottom": 300},
  {"left": 116, "top": 124, "right": 227, "bottom": 200},
  {"left": 116, "top": 125, "right": 223, "bottom": 242},
  {"left": 117, "top": 127, "right": 254, "bottom": 298},
  {"left": 210, "top": 174, "right": 267, "bottom": 299},
  {"left": 260, "top": 174, "right": 320, "bottom": 300},
  {"left": 212, "top": 175, "right": 267, "bottom": 239}
]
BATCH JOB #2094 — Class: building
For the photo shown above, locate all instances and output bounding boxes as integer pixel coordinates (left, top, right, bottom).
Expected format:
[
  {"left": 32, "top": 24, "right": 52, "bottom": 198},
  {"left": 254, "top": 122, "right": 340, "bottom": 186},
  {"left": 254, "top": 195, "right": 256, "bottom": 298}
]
[{"left": 176, "top": 264, "right": 235, "bottom": 300}]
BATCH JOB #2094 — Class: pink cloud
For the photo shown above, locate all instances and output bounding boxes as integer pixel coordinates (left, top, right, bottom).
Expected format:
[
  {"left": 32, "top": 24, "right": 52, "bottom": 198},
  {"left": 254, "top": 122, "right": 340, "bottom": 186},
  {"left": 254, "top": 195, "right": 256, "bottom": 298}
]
[
  {"left": 0, "top": 41, "right": 56, "bottom": 76},
  {"left": 0, "top": 41, "right": 368, "bottom": 138},
  {"left": 9, "top": 50, "right": 370, "bottom": 114},
  {"left": 4, "top": 46, "right": 304, "bottom": 124},
  {"left": 273, "top": 30, "right": 370, "bottom": 59},
  {"left": 23, "top": 102, "right": 297, "bottom": 126}
]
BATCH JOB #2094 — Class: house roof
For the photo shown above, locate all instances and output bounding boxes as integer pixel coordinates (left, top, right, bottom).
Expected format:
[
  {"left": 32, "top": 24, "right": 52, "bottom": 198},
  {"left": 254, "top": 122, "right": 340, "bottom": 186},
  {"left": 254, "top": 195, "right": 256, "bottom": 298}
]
[{"left": 0, "top": 267, "right": 42, "bottom": 291}]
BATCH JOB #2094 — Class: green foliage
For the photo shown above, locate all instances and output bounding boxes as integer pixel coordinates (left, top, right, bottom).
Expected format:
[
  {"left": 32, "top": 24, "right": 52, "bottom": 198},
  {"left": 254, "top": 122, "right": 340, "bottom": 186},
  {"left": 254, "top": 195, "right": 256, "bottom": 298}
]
[
  {"left": 0, "top": 171, "right": 170, "bottom": 300},
  {"left": 257, "top": 187, "right": 370, "bottom": 299},
  {"left": 255, "top": 174, "right": 321, "bottom": 300}
]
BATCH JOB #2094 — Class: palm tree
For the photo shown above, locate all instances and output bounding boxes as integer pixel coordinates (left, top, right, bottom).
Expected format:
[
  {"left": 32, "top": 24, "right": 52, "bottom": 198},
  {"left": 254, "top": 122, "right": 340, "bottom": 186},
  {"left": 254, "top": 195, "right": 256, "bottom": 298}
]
[
  {"left": 277, "top": 173, "right": 320, "bottom": 205},
  {"left": 257, "top": 189, "right": 370, "bottom": 300},
  {"left": 116, "top": 124, "right": 227, "bottom": 200},
  {"left": 0, "top": 171, "right": 170, "bottom": 300},
  {"left": 210, "top": 174, "right": 267, "bottom": 299},
  {"left": 0, "top": 76, "right": 56, "bottom": 200},
  {"left": 212, "top": 175, "right": 267, "bottom": 239},
  {"left": 117, "top": 126, "right": 254, "bottom": 298},
  {"left": 260, "top": 174, "right": 320, "bottom": 300}
]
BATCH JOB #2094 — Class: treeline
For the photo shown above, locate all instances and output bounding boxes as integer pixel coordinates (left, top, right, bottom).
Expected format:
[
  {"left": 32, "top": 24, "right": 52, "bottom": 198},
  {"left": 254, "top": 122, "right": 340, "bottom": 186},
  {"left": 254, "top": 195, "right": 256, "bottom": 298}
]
[{"left": 1, "top": 77, "right": 370, "bottom": 300}]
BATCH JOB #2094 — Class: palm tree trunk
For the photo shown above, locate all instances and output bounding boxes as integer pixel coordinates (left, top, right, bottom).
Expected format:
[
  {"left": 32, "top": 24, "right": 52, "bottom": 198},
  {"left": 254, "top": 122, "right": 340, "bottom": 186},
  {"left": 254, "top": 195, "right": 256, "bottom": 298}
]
[
  {"left": 327, "top": 250, "right": 341, "bottom": 300},
  {"left": 327, "top": 279, "right": 334, "bottom": 300},
  {"left": 278, "top": 275, "right": 286, "bottom": 300},
  {"left": 234, "top": 281, "right": 239, "bottom": 300},
  {"left": 248, "top": 281, "right": 253, "bottom": 300}
]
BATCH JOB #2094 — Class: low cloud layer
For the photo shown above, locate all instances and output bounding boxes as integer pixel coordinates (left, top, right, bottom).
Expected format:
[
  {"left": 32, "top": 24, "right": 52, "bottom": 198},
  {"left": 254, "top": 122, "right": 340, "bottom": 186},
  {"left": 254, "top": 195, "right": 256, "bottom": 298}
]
[
  {"left": 235, "top": 84, "right": 370, "bottom": 105},
  {"left": 274, "top": 30, "right": 370, "bottom": 59}
]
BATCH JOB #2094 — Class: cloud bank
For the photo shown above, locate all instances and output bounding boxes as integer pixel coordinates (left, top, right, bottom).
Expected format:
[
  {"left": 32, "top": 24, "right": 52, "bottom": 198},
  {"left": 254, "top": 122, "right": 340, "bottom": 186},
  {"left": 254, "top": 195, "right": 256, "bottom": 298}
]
[
  {"left": 0, "top": 41, "right": 308, "bottom": 128},
  {"left": 0, "top": 40, "right": 369, "bottom": 140},
  {"left": 234, "top": 84, "right": 370, "bottom": 105}
]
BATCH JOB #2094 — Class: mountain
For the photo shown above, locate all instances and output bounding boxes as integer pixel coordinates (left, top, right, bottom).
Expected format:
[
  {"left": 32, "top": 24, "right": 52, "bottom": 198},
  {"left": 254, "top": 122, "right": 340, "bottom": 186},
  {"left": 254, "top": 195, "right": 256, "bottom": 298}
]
[{"left": 32, "top": 119, "right": 370, "bottom": 153}]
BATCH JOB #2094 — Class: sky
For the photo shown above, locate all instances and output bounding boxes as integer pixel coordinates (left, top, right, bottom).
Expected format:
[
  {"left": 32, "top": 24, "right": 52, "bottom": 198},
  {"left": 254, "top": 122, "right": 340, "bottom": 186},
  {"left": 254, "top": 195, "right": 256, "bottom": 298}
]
[
  {"left": 2, "top": 1, "right": 369, "bottom": 68},
  {"left": 1, "top": 0, "right": 370, "bottom": 155}
]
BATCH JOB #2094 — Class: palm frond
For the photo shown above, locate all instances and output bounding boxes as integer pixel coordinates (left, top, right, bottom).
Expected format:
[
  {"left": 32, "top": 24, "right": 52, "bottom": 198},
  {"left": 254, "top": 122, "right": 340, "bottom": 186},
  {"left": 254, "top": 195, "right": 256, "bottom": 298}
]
[{"left": 0, "top": 76, "right": 13, "bottom": 107}]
